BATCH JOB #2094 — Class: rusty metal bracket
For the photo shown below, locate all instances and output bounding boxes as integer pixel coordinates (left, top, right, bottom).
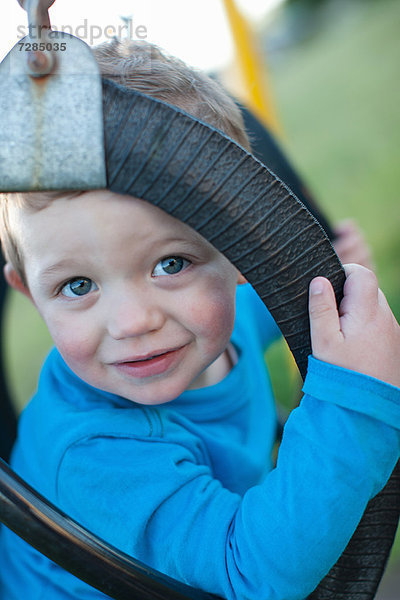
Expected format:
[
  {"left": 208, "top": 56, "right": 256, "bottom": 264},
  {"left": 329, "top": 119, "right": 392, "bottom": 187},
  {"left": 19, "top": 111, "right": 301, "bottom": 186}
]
[{"left": 0, "top": 19, "right": 106, "bottom": 191}]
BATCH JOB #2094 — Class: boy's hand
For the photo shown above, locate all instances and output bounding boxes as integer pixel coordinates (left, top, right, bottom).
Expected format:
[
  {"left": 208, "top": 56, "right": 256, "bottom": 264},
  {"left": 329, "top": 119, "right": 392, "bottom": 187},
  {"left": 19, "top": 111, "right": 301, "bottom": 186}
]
[
  {"left": 308, "top": 264, "right": 400, "bottom": 388},
  {"left": 333, "top": 220, "right": 373, "bottom": 270}
]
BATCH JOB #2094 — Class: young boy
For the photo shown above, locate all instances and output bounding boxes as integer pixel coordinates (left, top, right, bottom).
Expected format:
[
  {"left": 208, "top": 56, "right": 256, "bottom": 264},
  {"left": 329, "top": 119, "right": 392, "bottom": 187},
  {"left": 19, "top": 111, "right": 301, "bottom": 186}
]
[{"left": 0, "top": 39, "right": 400, "bottom": 600}]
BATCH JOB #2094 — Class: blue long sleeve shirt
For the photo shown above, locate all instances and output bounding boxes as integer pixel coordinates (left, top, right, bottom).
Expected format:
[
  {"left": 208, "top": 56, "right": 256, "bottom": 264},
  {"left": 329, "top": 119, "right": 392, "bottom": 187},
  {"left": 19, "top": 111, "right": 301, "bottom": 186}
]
[{"left": 1, "top": 284, "right": 400, "bottom": 600}]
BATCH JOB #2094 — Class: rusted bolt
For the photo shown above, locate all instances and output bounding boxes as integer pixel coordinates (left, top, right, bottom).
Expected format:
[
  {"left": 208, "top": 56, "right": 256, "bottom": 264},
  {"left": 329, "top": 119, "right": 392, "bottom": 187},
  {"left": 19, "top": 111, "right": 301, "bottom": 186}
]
[{"left": 27, "top": 50, "right": 55, "bottom": 77}]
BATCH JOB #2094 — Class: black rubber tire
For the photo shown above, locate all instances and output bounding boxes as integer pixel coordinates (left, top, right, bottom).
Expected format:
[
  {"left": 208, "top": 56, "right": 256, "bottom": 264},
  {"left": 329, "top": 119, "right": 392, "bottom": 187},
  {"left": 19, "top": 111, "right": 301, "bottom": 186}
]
[{"left": 103, "top": 78, "right": 399, "bottom": 599}]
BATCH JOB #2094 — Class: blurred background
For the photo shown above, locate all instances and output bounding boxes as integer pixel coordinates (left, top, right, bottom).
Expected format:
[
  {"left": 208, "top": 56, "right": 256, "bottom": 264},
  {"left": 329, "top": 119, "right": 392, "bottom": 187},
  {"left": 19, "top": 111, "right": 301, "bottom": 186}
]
[{"left": 1, "top": 0, "right": 399, "bottom": 595}]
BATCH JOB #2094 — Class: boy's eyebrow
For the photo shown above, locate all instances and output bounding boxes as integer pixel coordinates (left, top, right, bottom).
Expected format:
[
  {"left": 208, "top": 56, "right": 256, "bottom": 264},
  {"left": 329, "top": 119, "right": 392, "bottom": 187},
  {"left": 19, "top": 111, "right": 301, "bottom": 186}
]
[
  {"left": 158, "top": 236, "right": 209, "bottom": 253},
  {"left": 38, "top": 259, "right": 83, "bottom": 279}
]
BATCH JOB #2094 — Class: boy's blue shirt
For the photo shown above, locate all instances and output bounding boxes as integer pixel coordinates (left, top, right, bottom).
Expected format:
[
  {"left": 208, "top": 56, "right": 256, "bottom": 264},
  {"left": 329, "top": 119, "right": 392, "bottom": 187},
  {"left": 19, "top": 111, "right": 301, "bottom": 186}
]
[{"left": 1, "top": 283, "right": 400, "bottom": 600}]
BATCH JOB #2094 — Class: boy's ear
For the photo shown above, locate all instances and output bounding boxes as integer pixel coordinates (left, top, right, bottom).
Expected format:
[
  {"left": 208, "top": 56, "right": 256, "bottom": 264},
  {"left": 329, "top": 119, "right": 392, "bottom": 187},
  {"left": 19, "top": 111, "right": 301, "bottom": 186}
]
[{"left": 3, "top": 263, "right": 33, "bottom": 302}]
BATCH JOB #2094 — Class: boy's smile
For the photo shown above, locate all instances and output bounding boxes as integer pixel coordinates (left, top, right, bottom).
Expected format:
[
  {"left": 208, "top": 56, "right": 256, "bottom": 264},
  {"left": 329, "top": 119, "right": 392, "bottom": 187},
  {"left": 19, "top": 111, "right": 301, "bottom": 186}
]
[
  {"left": 112, "top": 344, "right": 191, "bottom": 379},
  {"left": 7, "top": 190, "right": 244, "bottom": 405}
]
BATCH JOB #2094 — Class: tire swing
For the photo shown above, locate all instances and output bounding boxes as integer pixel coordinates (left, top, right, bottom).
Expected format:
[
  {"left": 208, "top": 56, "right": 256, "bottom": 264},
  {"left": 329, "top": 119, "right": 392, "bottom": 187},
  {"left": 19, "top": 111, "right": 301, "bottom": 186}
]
[{"left": 0, "top": 7, "right": 399, "bottom": 600}]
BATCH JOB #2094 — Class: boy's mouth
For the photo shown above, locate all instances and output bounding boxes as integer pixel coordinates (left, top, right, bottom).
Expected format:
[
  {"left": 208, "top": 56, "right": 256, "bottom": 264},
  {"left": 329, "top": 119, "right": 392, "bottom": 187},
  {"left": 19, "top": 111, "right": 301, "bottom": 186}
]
[{"left": 112, "top": 345, "right": 188, "bottom": 378}]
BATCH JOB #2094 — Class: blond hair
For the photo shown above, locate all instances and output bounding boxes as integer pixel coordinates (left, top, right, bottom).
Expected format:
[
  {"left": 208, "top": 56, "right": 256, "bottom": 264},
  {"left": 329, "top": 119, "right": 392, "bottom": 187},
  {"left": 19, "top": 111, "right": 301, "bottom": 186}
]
[{"left": 0, "top": 38, "right": 250, "bottom": 281}]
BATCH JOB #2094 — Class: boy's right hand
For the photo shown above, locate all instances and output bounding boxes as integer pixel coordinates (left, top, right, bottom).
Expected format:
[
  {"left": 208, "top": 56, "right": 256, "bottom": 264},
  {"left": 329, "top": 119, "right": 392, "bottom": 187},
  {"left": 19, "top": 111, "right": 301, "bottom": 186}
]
[{"left": 308, "top": 264, "right": 400, "bottom": 388}]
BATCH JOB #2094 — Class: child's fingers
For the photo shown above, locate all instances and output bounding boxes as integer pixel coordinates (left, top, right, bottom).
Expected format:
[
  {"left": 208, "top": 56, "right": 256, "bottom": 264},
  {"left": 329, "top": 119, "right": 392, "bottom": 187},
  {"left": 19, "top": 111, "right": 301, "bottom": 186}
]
[
  {"left": 334, "top": 219, "right": 356, "bottom": 235},
  {"left": 308, "top": 277, "right": 342, "bottom": 358},
  {"left": 340, "top": 264, "right": 379, "bottom": 321}
]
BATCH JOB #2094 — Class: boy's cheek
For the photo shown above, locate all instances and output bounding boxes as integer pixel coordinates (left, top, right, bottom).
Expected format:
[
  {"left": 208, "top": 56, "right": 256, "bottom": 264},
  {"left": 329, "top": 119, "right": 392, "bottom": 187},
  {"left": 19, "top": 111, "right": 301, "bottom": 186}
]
[
  {"left": 45, "top": 319, "right": 96, "bottom": 366},
  {"left": 188, "top": 286, "right": 236, "bottom": 348}
]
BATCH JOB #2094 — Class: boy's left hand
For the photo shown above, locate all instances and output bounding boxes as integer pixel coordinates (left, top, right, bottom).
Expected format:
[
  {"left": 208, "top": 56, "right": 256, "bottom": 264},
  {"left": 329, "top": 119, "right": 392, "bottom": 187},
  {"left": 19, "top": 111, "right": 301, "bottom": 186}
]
[
  {"left": 308, "top": 264, "right": 400, "bottom": 388},
  {"left": 333, "top": 219, "right": 373, "bottom": 270}
]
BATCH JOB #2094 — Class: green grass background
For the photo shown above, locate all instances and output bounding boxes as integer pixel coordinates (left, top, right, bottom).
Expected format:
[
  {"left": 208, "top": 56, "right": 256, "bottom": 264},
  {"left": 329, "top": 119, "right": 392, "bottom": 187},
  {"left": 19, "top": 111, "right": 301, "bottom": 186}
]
[
  {"left": 2, "top": 0, "right": 399, "bottom": 583},
  {"left": 265, "top": 0, "right": 400, "bottom": 410}
]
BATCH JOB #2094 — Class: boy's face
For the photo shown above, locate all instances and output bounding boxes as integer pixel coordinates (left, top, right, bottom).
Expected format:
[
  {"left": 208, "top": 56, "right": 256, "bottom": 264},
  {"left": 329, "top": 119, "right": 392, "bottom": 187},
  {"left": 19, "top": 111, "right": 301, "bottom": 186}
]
[{"left": 8, "top": 191, "right": 244, "bottom": 405}]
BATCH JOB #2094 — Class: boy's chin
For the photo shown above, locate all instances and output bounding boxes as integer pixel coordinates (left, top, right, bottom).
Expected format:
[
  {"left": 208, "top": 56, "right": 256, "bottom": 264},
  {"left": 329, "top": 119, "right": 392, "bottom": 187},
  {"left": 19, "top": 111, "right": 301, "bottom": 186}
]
[{"left": 110, "top": 376, "right": 193, "bottom": 406}]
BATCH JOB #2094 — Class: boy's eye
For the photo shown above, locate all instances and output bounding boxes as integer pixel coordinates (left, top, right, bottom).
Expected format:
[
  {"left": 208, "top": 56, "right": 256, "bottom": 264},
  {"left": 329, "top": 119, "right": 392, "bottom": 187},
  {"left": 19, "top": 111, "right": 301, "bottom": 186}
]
[
  {"left": 152, "top": 256, "right": 190, "bottom": 277},
  {"left": 61, "top": 277, "right": 98, "bottom": 298}
]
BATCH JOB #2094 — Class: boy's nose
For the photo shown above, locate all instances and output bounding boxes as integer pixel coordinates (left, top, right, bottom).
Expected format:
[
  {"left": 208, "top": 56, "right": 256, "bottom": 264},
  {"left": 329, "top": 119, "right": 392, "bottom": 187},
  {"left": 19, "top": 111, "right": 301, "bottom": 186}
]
[{"left": 107, "top": 295, "right": 166, "bottom": 340}]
